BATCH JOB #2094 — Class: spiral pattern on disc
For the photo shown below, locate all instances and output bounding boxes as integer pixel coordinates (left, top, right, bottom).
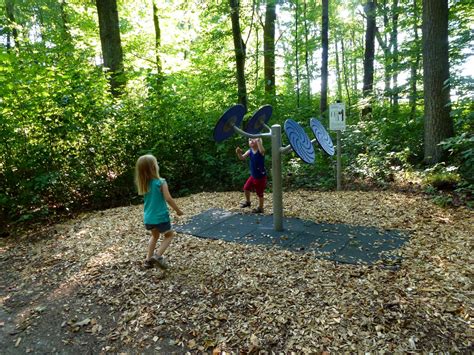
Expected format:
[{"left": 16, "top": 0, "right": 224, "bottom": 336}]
[
  {"left": 284, "top": 119, "right": 315, "bottom": 164},
  {"left": 310, "top": 118, "right": 335, "bottom": 156}
]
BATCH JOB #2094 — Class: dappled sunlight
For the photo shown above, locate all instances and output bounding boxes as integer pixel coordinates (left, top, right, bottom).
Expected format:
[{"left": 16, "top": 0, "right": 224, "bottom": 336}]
[
  {"left": 0, "top": 294, "right": 11, "bottom": 307},
  {"left": 1, "top": 0, "right": 472, "bottom": 351},
  {"left": 2, "top": 190, "right": 472, "bottom": 352}
]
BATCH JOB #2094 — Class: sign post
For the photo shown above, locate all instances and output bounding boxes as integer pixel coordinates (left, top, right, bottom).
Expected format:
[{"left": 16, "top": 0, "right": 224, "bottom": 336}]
[{"left": 329, "top": 102, "right": 346, "bottom": 191}]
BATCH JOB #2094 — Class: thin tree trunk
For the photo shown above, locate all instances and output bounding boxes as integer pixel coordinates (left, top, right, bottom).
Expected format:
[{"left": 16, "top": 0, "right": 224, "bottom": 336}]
[
  {"left": 264, "top": 0, "right": 276, "bottom": 103},
  {"left": 96, "top": 0, "right": 126, "bottom": 96},
  {"left": 59, "top": 0, "right": 73, "bottom": 45},
  {"left": 295, "top": 0, "right": 300, "bottom": 108},
  {"left": 382, "top": 0, "right": 391, "bottom": 101},
  {"left": 351, "top": 30, "right": 358, "bottom": 93},
  {"left": 229, "top": 0, "right": 248, "bottom": 110},
  {"left": 391, "top": 0, "right": 399, "bottom": 112},
  {"left": 320, "top": 0, "right": 329, "bottom": 116},
  {"left": 362, "top": 0, "right": 376, "bottom": 116},
  {"left": 341, "top": 36, "right": 352, "bottom": 114},
  {"left": 409, "top": 0, "right": 420, "bottom": 120},
  {"left": 335, "top": 36, "right": 343, "bottom": 101},
  {"left": 152, "top": 0, "right": 163, "bottom": 92},
  {"left": 374, "top": 26, "right": 390, "bottom": 99},
  {"left": 303, "top": 0, "right": 311, "bottom": 103},
  {"left": 244, "top": 0, "right": 257, "bottom": 91},
  {"left": 5, "top": 0, "right": 18, "bottom": 50},
  {"left": 36, "top": 5, "right": 45, "bottom": 42},
  {"left": 255, "top": 12, "right": 259, "bottom": 91},
  {"left": 422, "top": 0, "right": 453, "bottom": 164},
  {"left": 152, "top": 1, "right": 162, "bottom": 77}
]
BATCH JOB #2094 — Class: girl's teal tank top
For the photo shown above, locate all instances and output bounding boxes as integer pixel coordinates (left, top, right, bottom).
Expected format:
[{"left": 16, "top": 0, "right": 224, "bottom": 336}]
[{"left": 143, "top": 178, "right": 170, "bottom": 224}]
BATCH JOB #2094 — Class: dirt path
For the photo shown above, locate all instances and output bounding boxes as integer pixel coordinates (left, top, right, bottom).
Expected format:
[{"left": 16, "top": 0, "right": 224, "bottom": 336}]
[
  {"left": 0, "top": 233, "right": 184, "bottom": 354},
  {"left": 1, "top": 190, "right": 472, "bottom": 352}
]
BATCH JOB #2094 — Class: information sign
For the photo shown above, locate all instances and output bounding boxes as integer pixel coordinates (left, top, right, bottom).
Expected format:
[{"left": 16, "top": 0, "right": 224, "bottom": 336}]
[{"left": 329, "top": 103, "right": 346, "bottom": 131}]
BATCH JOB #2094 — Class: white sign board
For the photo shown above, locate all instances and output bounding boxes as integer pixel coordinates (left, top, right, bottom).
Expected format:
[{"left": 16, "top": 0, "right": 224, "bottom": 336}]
[{"left": 329, "top": 103, "right": 346, "bottom": 131}]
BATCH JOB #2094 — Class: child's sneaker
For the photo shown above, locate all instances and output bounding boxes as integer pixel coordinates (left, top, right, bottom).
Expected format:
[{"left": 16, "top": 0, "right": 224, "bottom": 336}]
[
  {"left": 144, "top": 258, "right": 155, "bottom": 269},
  {"left": 152, "top": 255, "right": 169, "bottom": 270}
]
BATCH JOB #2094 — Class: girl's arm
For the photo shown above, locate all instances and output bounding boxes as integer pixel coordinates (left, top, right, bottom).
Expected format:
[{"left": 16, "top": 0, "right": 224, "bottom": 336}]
[
  {"left": 236, "top": 147, "right": 250, "bottom": 160},
  {"left": 161, "top": 183, "right": 183, "bottom": 215},
  {"left": 256, "top": 138, "right": 265, "bottom": 155}
]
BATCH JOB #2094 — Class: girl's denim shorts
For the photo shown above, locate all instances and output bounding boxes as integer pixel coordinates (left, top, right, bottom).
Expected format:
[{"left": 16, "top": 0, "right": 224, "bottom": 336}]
[{"left": 145, "top": 221, "right": 172, "bottom": 233}]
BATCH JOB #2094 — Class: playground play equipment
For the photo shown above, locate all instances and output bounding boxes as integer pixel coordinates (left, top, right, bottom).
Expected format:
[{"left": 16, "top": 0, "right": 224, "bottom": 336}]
[{"left": 214, "top": 104, "right": 334, "bottom": 231}]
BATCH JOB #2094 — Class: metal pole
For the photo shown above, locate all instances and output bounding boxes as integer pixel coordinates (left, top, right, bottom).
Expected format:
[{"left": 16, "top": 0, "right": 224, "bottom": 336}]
[
  {"left": 336, "top": 130, "right": 341, "bottom": 191},
  {"left": 233, "top": 125, "right": 271, "bottom": 139},
  {"left": 271, "top": 124, "right": 283, "bottom": 231}
]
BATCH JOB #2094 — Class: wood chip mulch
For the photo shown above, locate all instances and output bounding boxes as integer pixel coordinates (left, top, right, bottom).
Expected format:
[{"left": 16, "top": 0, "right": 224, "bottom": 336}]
[{"left": 1, "top": 190, "right": 472, "bottom": 352}]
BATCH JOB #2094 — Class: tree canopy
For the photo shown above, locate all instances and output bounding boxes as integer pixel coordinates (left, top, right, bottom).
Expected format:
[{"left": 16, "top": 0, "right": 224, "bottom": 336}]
[{"left": 0, "top": 0, "right": 472, "bottom": 224}]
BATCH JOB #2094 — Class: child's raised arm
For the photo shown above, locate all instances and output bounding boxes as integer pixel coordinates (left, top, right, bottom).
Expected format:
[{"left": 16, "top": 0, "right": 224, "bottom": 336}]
[
  {"left": 256, "top": 138, "right": 265, "bottom": 155},
  {"left": 236, "top": 146, "right": 249, "bottom": 160},
  {"left": 161, "top": 183, "right": 183, "bottom": 215}
]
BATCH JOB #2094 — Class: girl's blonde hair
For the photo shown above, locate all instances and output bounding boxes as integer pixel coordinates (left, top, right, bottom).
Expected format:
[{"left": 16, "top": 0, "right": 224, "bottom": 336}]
[{"left": 135, "top": 154, "right": 160, "bottom": 195}]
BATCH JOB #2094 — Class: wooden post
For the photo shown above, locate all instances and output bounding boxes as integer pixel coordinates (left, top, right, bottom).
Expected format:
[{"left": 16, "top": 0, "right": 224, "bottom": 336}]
[{"left": 337, "top": 130, "right": 342, "bottom": 191}]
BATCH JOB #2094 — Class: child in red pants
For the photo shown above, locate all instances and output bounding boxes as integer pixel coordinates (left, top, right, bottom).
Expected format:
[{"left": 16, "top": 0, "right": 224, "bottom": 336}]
[{"left": 235, "top": 138, "right": 267, "bottom": 213}]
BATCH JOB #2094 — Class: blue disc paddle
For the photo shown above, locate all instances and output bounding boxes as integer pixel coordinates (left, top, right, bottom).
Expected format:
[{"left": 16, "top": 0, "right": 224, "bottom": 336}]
[
  {"left": 284, "top": 119, "right": 315, "bottom": 164},
  {"left": 310, "top": 118, "right": 335, "bottom": 156},
  {"left": 213, "top": 104, "right": 246, "bottom": 142},
  {"left": 245, "top": 105, "right": 272, "bottom": 134}
]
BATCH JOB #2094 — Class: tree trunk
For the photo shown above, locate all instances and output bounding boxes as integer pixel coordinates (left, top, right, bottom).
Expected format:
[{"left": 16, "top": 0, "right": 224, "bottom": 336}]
[
  {"left": 351, "top": 30, "right": 358, "bottom": 93},
  {"left": 5, "top": 0, "right": 18, "bottom": 50},
  {"left": 264, "top": 0, "right": 276, "bottom": 103},
  {"left": 362, "top": 0, "right": 376, "bottom": 116},
  {"left": 152, "top": 1, "right": 163, "bottom": 77},
  {"left": 96, "top": 0, "right": 126, "bottom": 97},
  {"left": 335, "top": 36, "right": 343, "bottom": 101},
  {"left": 382, "top": 0, "right": 391, "bottom": 99},
  {"left": 320, "top": 0, "right": 329, "bottom": 116},
  {"left": 229, "top": 0, "right": 248, "bottom": 110},
  {"left": 422, "top": 0, "right": 453, "bottom": 164},
  {"left": 409, "top": 0, "right": 420, "bottom": 120},
  {"left": 152, "top": 0, "right": 163, "bottom": 92},
  {"left": 36, "top": 5, "right": 45, "bottom": 42},
  {"left": 255, "top": 7, "right": 259, "bottom": 91},
  {"left": 59, "top": 0, "right": 73, "bottom": 45},
  {"left": 391, "top": 0, "right": 399, "bottom": 112},
  {"left": 295, "top": 0, "right": 300, "bottom": 108},
  {"left": 341, "top": 36, "right": 351, "bottom": 114},
  {"left": 303, "top": 0, "right": 311, "bottom": 103}
]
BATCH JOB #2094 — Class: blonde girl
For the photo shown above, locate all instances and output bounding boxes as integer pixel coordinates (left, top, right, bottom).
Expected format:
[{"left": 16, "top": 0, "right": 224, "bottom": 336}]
[{"left": 135, "top": 154, "right": 183, "bottom": 269}]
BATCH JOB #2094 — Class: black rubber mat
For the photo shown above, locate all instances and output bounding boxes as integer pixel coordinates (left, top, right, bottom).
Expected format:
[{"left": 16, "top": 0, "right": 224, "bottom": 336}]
[{"left": 175, "top": 208, "right": 408, "bottom": 265}]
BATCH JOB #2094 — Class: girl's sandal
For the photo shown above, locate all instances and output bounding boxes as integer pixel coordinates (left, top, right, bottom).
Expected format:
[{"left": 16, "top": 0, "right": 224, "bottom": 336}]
[
  {"left": 240, "top": 201, "right": 251, "bottom": 208},
  {"left": 252, "top": 207, "right": 264, "bottom": 214}
]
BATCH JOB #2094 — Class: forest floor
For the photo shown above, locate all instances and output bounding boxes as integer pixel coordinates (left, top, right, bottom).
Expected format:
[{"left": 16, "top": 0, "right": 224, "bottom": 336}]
[{"left": 0, "top": 190, "right": 472, "bottom": 353}]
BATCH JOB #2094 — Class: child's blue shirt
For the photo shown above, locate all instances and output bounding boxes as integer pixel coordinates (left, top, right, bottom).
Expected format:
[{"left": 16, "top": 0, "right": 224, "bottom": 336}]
[
  {"left": 249, "top": 149, "right": 266, "bottom": 179},
  {"left": 143, "top": 178, "right": 170, "bottom": 224}
]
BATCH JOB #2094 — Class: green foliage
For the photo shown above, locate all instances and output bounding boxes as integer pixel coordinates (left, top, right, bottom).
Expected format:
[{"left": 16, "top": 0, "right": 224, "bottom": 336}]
[
  {"left": 1, "top": 0, "right": 473, "bottom": 227},
  {"left": 430, "top": 192, "right": 454, "bottom": 208},
  {"left": 441, "top": 133, "right": 474, "bottom": 182},
  {"left": 283, "top": 156, "right": 335, "bottom": 190},
  {"left": 422, "top": 164, "right": 461, "bottom": 191},
  {"left": 421, "top": 163, "right": 472, "bottom": 208},
  {"left": 344, "top": 105, "right": 422, "bottom": 184},
  {"left": 441, "top": 75, "right": 474, "bottom": 185}
]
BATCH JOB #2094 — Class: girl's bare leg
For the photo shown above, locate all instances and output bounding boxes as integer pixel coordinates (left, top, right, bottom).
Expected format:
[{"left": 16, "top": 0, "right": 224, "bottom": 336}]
[
  {"left": 155, "top": 230, "right": 174, "bottom": 257},
  {"left": 258, "top": 196, "right": 264, "bottom": 210},
  {"left": 147, "top": 229, "right": 160, "bottom": 259}
]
